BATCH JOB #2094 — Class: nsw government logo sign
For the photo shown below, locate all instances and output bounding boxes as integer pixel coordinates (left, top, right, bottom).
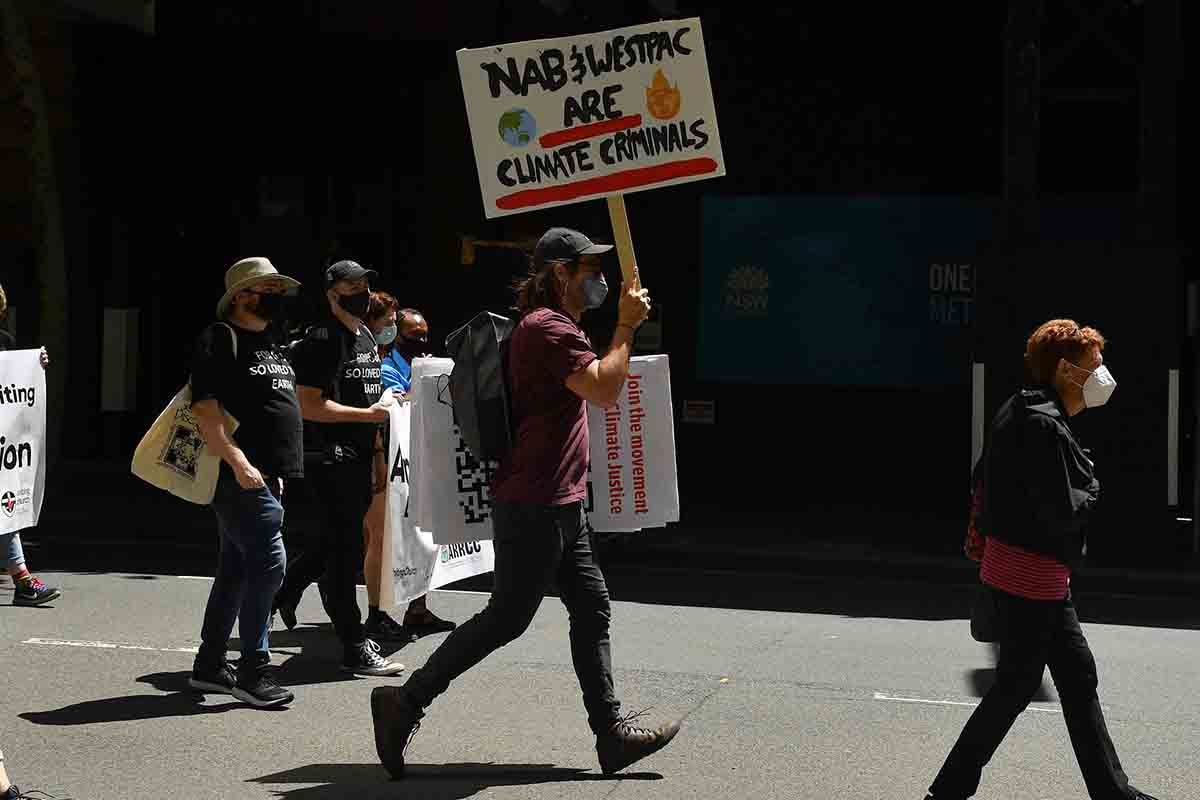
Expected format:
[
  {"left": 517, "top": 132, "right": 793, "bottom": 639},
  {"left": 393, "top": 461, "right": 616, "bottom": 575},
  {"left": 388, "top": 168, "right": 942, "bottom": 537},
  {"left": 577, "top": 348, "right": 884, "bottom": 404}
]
[{"left": 723, "top": 264, "right": 769, "bottom": 318}]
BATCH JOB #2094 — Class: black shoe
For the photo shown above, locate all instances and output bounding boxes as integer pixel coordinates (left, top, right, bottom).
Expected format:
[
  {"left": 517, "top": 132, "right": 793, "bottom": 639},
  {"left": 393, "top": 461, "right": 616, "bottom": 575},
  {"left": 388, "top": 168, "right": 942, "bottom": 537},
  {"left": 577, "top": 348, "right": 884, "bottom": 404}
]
[
  {"left": 370, "top": 685, "right": 424, "bottom": 779},
  {"left": 343, "top": 639, "right": 405, "bottom": 676},
  {"left": 403, "top": 610, "right": 457, "bottom": 638},
  {"left": 596, "top": 709, "right": 680, "bottom": 775},
  {"left": 12, "top": 575, "right": 61, "bottom": 607},
  {"left": 274, "top": 597, "right": 298, "bottom": 631},
  {"left": 365, "top": 610, "right": 408, "bottom": 641},
  {"left": 188, "top": 660, "right": 236, "bottom": 695},
  {"left": 3, "top": 786, "right": 52, "bottom": 800},
  {"left": 232, "top": 662, "right": 293, "bottom": 708}
]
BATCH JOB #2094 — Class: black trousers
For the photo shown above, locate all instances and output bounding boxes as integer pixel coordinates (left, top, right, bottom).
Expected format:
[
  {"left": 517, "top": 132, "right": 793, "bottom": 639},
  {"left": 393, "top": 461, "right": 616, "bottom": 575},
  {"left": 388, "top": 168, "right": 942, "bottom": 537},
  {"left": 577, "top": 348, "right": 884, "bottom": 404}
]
[
  {"left": 930, "top": 588, "right": 1134, "bottom": 799},
  {"left": 276, "top": 460, "right": 370, "bottom": 649},
  {"left": 402, "top": 500, "right": 622, "bottom": 735}
]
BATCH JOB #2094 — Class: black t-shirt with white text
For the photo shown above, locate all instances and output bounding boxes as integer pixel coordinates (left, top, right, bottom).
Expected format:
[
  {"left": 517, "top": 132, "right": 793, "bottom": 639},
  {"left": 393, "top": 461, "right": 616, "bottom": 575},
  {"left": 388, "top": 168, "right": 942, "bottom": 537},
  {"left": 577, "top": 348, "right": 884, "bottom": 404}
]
[
  {"left": 291, "top": 317, "right": 381, "bottom": 463},
  {"left": 190, "top": 322, "right": 304, "bottom": 478}
]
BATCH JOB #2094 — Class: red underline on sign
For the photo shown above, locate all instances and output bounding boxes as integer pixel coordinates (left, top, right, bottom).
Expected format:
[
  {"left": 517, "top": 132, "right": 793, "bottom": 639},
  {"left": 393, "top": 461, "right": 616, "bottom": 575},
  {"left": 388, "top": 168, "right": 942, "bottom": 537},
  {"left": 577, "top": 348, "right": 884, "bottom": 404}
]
[
  {"left": 538, "top": 115, "right": 643, "bottom": 148},
  {"left": 496, "top": 157, "right": 719, "bottom": 211}
]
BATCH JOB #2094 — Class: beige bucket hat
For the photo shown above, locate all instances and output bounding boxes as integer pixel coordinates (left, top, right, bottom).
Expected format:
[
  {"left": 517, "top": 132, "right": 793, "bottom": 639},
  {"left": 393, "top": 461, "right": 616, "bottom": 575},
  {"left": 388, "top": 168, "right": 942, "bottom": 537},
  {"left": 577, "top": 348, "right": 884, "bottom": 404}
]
[{"left": 215, "top": 257, "right": 301, "bottom": 318}]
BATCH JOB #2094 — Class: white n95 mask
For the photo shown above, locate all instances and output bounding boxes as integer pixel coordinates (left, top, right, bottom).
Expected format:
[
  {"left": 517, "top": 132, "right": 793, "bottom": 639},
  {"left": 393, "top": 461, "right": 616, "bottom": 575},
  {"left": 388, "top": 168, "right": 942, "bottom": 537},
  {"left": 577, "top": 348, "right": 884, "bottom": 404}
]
[{"left": 1081, "top": 365, "right": 1117, "bottom": 408}]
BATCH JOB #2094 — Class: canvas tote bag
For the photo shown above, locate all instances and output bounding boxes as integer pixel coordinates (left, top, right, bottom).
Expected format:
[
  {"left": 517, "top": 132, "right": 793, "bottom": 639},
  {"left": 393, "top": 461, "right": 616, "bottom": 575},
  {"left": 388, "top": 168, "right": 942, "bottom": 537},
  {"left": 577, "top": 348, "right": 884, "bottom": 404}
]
[{"left": 131, "top": 323, "right": 239, "bottom": 505}]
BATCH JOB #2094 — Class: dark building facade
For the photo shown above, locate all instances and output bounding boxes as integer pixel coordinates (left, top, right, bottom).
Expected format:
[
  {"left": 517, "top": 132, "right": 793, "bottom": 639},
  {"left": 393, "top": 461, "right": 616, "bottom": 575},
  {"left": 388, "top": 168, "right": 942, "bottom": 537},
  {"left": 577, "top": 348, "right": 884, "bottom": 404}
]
[{"left": 1, "top": 1, "right": 1190, "bottom": 565}]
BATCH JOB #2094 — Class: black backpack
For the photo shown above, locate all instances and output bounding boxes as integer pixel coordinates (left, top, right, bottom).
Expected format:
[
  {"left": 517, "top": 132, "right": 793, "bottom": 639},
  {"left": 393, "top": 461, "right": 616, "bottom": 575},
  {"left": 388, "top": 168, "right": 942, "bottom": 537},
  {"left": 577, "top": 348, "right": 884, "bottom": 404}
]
[{"left": 445, "top": 311, "right": 515, "bottom": 462}]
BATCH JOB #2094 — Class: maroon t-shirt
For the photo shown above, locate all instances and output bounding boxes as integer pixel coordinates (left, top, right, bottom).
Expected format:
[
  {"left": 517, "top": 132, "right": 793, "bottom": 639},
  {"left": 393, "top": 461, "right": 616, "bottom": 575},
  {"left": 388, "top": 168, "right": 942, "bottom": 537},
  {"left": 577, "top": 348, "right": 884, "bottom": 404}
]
[{"left": 492, "top": 308, "right": 597, "bottom": 505}]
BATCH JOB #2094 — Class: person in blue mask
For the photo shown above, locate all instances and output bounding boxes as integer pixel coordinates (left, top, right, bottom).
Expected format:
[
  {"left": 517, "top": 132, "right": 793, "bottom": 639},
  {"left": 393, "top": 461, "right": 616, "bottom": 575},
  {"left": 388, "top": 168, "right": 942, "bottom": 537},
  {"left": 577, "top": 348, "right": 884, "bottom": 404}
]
[{"left": 366, "top": 298, "right": 456, "bottom": 639}]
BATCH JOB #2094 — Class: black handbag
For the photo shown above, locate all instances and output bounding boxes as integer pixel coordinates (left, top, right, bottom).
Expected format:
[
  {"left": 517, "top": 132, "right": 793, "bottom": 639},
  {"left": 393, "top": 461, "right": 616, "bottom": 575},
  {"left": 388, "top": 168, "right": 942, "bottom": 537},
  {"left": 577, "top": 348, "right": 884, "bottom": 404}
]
[{"left": 970, "top": 582, "right": 1003, "bottom": 643}]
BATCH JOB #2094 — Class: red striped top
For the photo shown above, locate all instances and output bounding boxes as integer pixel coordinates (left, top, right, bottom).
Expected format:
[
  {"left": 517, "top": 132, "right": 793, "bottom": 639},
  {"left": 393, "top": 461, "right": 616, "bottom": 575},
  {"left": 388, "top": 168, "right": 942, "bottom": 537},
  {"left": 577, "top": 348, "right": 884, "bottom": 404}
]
[{"left": 979, "top": 537, "right": 1071, "bottom": 601}]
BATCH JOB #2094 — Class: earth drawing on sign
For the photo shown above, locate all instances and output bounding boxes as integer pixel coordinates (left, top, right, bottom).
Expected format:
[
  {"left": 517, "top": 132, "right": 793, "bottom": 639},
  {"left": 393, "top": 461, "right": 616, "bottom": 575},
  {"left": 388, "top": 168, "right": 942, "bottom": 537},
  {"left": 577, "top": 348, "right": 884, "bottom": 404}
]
[{"left": 498, "top": 109, "right": 537, "bottom": 147}]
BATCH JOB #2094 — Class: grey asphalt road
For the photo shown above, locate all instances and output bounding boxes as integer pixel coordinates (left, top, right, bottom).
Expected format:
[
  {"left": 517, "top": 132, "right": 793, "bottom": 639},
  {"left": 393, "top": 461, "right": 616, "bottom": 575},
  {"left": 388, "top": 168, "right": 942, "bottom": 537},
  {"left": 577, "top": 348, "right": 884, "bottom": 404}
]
[{"left": 1, "top": 569, "right": 1195, "bottom": 800}]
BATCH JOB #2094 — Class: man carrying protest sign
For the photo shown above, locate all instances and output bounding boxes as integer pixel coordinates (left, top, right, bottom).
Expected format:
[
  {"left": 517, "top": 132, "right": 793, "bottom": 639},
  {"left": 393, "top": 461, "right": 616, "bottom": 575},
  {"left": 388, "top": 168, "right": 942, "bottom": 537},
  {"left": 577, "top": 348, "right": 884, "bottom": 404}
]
[{"left": 370, "top": 227, "right": 680, "bottom": 778}]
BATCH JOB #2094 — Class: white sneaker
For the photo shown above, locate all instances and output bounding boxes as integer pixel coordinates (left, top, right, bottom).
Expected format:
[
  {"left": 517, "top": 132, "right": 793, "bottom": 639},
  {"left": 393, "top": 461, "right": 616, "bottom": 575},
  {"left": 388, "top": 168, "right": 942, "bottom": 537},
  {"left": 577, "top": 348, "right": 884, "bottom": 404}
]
[{"left": 343, "top": 639, "right": 405, "bottom": 676}]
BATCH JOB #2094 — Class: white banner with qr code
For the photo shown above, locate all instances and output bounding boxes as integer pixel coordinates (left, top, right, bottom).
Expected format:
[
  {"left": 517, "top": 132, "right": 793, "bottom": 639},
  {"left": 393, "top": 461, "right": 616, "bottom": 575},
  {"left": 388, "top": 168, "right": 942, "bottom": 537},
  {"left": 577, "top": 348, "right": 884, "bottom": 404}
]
[
  {"left": 386, "top": 395, "right": 494, "bottom": 604},
  {"left": 411, "top": 355, "right": 678, "bottom": 541},
  {"left": 0, "top": 350, "right": 47, "bottom": 535}
]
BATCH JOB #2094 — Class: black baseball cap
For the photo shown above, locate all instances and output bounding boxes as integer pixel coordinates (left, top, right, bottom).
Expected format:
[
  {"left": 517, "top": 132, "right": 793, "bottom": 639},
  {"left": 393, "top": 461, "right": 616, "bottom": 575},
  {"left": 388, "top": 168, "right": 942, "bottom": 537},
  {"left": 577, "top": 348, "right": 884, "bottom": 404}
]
[
  {"left": 325, "top": 259, "right": 378, "bottom": 288},
  {"left": 533, "top": 227, "right": 613, "bottom": 265}
]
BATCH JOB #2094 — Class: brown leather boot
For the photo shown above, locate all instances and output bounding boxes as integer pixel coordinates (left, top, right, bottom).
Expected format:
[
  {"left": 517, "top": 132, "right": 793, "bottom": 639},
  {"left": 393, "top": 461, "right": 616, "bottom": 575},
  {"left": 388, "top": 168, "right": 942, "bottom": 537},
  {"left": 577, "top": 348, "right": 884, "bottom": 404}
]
[
  {"left": 370, "top": 686, "right": 423, "bottom": 779},
  {"left": 595, "top": 711, "right": 681, "bottom": 775}
]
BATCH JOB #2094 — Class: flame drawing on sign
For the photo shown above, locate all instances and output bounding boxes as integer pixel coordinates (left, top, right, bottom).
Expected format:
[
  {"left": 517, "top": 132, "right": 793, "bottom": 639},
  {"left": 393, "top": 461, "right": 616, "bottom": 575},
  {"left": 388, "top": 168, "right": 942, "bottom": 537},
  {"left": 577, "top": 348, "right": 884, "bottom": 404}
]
[{"left": 646, "top": 69, "right": 681, "bottom": 120}]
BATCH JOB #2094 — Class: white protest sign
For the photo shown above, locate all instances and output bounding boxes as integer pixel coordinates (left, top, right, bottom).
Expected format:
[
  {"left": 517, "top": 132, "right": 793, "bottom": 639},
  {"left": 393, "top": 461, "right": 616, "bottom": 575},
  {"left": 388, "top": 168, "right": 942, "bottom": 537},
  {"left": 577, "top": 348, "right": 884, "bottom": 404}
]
[
  {"left": 411, "top": 355, "right": 679, "bottom": 538},
  {"left": 457, "top": 18, "right": 724, "bottom": 218},
  {"left": 415, "top": 373, "right": 502, "bottom": 545},
  {"left": 0, "top": 350, "right": 47, "bottom": 534},
  {"left": 406, "top": 357, "right": 454, "bottom": 532},
  {"left": 586, "top": 355, "right": 679, "bottom": 530},
  {"left": 386, "top": 396, "right": 494, "bottom": 605}
]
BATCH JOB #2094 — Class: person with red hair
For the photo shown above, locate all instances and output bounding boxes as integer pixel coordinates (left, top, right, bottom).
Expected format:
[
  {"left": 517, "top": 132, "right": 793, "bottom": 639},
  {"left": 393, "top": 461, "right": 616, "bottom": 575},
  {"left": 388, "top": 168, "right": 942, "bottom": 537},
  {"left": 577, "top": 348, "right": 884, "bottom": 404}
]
[{"left": 926, "top": 319, "right": 1160, "bottom": 800}]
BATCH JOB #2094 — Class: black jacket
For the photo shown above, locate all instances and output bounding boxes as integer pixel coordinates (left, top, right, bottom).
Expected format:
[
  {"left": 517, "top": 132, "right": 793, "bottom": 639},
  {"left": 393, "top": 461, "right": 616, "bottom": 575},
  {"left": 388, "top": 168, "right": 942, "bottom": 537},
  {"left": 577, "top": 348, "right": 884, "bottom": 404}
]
[{"left": 980, "top": 387, "right": 1099, "bottom": 567}]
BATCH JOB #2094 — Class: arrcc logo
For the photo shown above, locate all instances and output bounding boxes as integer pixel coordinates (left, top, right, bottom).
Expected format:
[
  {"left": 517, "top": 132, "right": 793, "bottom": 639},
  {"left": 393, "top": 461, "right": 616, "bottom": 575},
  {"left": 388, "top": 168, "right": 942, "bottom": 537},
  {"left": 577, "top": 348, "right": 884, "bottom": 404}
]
[{"left": 1, "top": 491, "right": 15, "bottom": 517}]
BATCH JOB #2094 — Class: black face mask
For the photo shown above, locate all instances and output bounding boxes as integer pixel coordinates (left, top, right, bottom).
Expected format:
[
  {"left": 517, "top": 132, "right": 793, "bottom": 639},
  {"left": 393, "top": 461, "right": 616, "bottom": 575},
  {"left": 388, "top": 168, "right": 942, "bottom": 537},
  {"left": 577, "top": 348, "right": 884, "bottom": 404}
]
[
  {"left": 336, "top": 289, "right": 370, "bottom": 319},
  {"left": 251, "top": 292, "right": 290, "bottom": 322},
  {"left": 394, "top": 336, "right": 429, "bottom": 361}
]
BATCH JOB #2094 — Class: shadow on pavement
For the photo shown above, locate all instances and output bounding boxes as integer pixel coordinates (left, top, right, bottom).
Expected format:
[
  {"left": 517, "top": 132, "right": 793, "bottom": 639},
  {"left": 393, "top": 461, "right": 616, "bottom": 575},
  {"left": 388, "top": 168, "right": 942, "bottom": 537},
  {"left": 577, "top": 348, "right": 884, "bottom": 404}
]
[
  {"left": 249, "top": 763, "right": 662, "bottom": 799},
  {"left": 19, "top": 673, "right": 248, "bottom": 726},
  {"left": 19, "top": 534, "right": 1200, "bottom": 629}
]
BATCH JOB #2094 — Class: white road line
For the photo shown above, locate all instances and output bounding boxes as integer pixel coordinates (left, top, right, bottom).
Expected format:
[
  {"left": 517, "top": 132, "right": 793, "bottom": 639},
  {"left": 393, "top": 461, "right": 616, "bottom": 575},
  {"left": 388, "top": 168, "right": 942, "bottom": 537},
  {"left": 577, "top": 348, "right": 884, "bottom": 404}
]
[
  {"left": 874, "top": 691, "right": 1060, "bottom": 714},
  {"left": 170, "top": 574, "right": 488, "bottom": 598},
  {"left": 24, "top": 637, "right": 198, "bottom": 655}
]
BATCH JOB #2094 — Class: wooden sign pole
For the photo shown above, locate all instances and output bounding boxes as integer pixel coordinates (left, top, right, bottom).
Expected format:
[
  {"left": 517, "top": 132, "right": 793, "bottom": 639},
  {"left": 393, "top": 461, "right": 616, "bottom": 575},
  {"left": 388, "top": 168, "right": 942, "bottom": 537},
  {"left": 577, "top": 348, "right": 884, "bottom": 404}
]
[{"left": 606, "top": 194, "right": 639, "bottom": 286}]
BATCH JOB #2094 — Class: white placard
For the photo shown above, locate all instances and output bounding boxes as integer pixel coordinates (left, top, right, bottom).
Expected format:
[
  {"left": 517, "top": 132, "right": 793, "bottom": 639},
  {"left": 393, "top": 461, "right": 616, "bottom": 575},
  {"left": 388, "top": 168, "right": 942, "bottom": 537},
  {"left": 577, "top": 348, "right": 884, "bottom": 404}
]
[
  {"left": 586, "top": 355, "right": 679, "bottom": 530},
  {"left": 457, "top": 18, "right": 725, "bottom": 218},
  {"left": 0, "top": 350, "right": 47, "bottom": 534},
  {"left": 386, "top": 397, "right": 494, "bottom": 605}
]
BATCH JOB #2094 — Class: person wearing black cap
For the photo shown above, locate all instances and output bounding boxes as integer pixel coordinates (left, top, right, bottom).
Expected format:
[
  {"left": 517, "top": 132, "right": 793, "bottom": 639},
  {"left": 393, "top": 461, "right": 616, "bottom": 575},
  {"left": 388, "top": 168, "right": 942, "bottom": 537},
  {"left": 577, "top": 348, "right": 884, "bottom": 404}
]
[
  {"left": 278, "top": 260, "right": 404, "bottom": 677},
  {"left": 370, "top": 227, "right": 681, "bottom": 778}
]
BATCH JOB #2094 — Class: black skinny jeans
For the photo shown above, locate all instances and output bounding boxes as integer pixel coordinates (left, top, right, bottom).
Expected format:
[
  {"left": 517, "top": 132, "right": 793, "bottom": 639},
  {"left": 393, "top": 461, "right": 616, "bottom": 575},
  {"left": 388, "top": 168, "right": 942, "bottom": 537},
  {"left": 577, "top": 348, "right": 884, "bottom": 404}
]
[
  {"left": 275, "top": 460, "right": 370, "bottom": 649},
  {"left": 402, "top": 500, "right": 622, "bottom": 735},
  {"left": 931, "top": 588, "right": 1134, "bottom": 800}
]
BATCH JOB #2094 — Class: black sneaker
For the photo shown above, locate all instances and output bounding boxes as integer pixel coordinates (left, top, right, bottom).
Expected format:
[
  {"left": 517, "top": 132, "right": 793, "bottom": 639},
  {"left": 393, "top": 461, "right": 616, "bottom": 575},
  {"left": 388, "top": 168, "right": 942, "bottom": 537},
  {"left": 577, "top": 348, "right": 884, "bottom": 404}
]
[
  {"left": 370, "top": 685, "right": 424, "bottom": 779},
  {"left": 595, "top": 709, "right": 680, "bottom": 775},
  {"left": 343, "top": 639, "right": 405, "bottom": 676},
  {"left": 403, "top": 610, "right": 457, "bottom": 638},
  {"left": 232, "top": 663, "right": 294, "bottom": 708},
  {"left": 12, "top": 575, "right": 61, "bottom": 607},
  {"left": 365, "top": 610, "right": 409, "bottom": 641},
  {"left": 188, "top": 660, "right": 236, "bottom": 695}
]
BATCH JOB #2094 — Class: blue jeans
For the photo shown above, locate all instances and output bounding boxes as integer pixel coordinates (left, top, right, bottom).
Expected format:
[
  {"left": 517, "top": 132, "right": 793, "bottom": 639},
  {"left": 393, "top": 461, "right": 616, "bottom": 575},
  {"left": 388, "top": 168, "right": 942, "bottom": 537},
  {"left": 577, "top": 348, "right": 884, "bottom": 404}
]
[
  {"left": 1, "top": 530, "right": 26, "bottom": 571},
  {"left": 196, "top": 471, "right": 287, "bottom": 668}
]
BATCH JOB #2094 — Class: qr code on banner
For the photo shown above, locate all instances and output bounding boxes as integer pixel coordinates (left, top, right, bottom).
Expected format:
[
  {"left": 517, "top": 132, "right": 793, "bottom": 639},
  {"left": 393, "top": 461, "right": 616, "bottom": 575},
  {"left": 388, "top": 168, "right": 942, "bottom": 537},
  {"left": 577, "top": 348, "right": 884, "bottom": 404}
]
[{"left": 452, "top": 423, "right": 499, "bottom": 524}]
